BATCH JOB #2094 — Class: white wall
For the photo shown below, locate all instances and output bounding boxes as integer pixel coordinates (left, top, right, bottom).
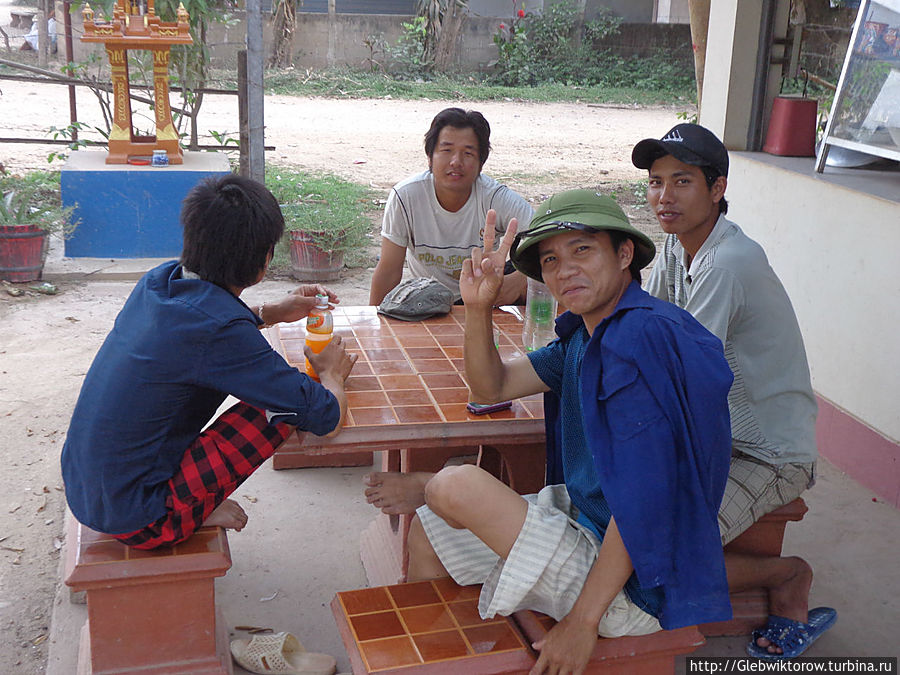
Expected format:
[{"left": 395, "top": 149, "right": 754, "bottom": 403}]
[{"left": 727, "top": 154, "right": 900, "bottom": 442}]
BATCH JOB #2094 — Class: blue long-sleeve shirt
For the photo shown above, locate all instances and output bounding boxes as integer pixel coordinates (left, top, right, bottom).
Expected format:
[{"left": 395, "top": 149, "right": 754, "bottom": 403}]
[
  {"left": 531, "top": 281, "right": 733, "bottom": 630},
  {"left": 62, "top": 261, "right": 340, "bottom": 533}
]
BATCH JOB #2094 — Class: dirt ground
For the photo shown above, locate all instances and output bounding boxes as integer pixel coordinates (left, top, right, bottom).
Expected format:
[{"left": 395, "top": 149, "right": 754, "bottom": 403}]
[{"left": 0, "top": 76, "right": 683, "bottom": 673}]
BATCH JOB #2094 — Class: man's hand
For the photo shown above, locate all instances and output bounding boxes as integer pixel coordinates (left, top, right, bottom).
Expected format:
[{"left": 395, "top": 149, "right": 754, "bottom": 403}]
[
  {"left": 529, "top": 613, "right": 598, "bottom": 675},
  {"left": 459, "top": 210, "right": 518, "bottom": 309},
  {"left": 305, "top": 335, "right": 357, "bottom": 437},
  {"left": 306, "top": 335, "right": 357, "bottom": 384},
  {"left": 263, "top": 284, "right": 339, "bottom": 325}
]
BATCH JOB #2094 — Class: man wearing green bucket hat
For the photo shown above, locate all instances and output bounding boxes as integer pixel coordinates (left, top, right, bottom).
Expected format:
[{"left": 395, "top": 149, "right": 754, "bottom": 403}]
[{"left": 405, "top": 189, "right": 736, "bottom": 673}]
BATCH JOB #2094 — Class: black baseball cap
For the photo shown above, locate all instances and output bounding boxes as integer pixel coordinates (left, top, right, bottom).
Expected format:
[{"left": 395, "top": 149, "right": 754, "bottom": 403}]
[{"left": 632, "top": 123, "right": 729, "bottom": 177}]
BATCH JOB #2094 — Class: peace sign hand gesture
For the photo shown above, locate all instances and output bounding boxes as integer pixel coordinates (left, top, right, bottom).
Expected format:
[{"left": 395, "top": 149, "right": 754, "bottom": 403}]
[{"left": 459, "top": 209, "right": 518, "bottom": 309}]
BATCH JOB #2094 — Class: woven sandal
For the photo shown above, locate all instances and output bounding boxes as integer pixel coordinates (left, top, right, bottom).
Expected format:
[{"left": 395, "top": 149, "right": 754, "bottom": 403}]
[{"left": 230, "top": 631, "right": 336, "bottom": 675}]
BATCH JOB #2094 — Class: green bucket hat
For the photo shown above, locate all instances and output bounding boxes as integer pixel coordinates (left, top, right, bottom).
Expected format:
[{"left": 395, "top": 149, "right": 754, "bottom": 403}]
[{"left": 509, "top": 189, "right": 655, "bottom": 282}]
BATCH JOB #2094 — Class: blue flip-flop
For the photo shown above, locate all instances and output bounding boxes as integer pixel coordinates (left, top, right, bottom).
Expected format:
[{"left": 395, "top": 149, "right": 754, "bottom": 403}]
[{"left": 746, "top": 607, "right": 837, "bottom": 659}]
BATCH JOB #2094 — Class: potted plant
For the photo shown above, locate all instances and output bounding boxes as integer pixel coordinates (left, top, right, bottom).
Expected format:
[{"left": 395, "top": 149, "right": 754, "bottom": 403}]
[
  {"left": 280, "top": 196, "right": 373, "bottom": 283},
  {"left": 1, "top": 174, "right": 77, "bottom": 283}
]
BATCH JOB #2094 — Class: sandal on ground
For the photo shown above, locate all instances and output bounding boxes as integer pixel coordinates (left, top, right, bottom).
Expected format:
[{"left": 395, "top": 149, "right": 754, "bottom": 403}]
[
  {"left": 230, "top": 631, "right": 336, "bottom": 675},
  {"left": 746, "top": 607, "right": 837, "bottom": 659}
]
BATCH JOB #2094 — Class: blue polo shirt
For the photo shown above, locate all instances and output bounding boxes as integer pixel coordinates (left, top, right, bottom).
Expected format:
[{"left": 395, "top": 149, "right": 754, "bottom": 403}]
[{"left": 62, "top": 261, "right": 339, "bottom": 534}]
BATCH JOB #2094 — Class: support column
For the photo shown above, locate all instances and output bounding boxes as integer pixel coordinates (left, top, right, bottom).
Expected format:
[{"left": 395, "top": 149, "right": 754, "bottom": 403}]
[
  {"left": 106, "top": 45, "right": 133, "bottom": 164},
  {"left": 698, "top": 0, "right": 790, "bottom": 150},
  {"left": 152, "top": 47, "right": 183, "bottom": 163}
]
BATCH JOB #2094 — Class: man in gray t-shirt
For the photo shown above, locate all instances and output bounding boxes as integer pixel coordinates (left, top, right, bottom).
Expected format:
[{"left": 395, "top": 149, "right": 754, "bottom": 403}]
[
  {"left": 369, "top": 108, "right": 533, "bottom": 306},
  {"left": 632, "top": 124, "right": 835, "bottom": 659}
]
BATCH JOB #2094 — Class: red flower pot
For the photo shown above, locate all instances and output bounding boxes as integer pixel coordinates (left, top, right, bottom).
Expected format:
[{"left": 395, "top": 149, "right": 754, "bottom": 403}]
[
  {"left": 0, "top": 224, "right": 47, "bottom": 283},
  {"left": 288, "top": 230, "right": 344, "bottom": 282}
]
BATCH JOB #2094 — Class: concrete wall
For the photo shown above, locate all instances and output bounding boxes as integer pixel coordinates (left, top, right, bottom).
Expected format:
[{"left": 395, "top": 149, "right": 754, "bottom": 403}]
[
  {"left": 726, "top": 154, "right": 900, "bottom": 505},
  {"left": 727, "top": 156, "right": 900, "bottom": 444},
  {"left": 199, "top": 12, "right": 691, "bottom": 70},
  {"left": 586, "top": 0, "right": 654, "bottom": 22},
  {"left": 66, "top": 1, "right": 689, "bottom": 70}
]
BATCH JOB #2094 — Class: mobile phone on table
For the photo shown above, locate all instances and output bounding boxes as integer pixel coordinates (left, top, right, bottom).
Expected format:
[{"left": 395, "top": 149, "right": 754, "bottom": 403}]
[{"left": 466, "top": 400, "right": 513, "bottom": 415}]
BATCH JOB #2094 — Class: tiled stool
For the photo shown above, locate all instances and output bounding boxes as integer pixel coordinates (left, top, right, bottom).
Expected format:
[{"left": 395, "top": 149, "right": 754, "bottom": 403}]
[
  {"left": 701, "top": 497, "right": 809, "bottom": 637},
  {"left": 333, "top": 580, "right": 706, "bottom": 674},
  {"left": 332, "top": 579, "right": 535, "bottom": 674},
  {"left": 64, "top": 515, "right": 233, "bottom": 675},
  {"left": 513, "top": 610, "right": 705, "bottom": 675}
]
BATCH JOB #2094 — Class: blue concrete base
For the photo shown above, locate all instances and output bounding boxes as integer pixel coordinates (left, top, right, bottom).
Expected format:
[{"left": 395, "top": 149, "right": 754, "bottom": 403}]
[{"left": 61, "top": 151, "right": 231, "bottom": 258}]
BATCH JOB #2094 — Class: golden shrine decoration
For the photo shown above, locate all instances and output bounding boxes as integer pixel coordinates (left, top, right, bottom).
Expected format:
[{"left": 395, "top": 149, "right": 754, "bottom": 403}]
[{"left": 81, "top": 0, "right": 192, "bottom": 164}]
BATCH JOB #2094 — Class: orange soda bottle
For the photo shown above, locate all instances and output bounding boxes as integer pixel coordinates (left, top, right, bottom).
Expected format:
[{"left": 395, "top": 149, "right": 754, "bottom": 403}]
[{"left": 305, "top": 294, "right": 333, "bottom": 380}]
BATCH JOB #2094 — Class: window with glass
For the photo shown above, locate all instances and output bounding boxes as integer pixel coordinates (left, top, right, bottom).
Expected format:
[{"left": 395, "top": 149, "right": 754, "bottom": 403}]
[{"left": 816, "top": 0, "right": 900, "bottom": 171}]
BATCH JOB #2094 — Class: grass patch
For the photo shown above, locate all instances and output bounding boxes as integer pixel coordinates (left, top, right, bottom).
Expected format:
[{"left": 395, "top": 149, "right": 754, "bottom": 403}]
[
  {"left": 261, "top": 68, "right": 693, "bottom": 106},
  {"left": 266, "top": 170, "right": 382, "bottom": 274},
  {"left": 0, "top": 171, "right": 63, "bottom": 208}
]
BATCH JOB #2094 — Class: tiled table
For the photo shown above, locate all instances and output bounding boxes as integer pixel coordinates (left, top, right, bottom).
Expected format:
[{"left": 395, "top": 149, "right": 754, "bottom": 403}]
[
  {"left": 267, "top": 305, "right": 545, "bottom": 463},
  {"left": 267, "top": 305, "right": 548, "bottom": 585}
]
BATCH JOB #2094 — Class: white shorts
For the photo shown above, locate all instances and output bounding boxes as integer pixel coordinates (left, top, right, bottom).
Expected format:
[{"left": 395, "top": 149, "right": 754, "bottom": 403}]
[{"left": 416, "top": 484, "right": 661, "bottom": 638}]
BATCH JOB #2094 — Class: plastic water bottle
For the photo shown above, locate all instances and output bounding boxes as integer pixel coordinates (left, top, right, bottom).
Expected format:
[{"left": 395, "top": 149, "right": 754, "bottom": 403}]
[
  {"left": 522, "top": 278, "right": 558, "bottom": 351},
  {"left": 305, "top": 294, "right": 333, "bottom": 380}
]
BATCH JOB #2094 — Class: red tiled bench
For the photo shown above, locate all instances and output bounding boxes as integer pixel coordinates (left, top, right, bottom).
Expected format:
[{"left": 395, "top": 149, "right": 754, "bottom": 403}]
[
  {"left": 700, "top": 497, "right": 809, "bottom": 637},
  {"left": 64, "top": 515, "right": 233, "bottom": 675},
  {"left": 331, "top": 580, "right": 705, "bottom": 674}
]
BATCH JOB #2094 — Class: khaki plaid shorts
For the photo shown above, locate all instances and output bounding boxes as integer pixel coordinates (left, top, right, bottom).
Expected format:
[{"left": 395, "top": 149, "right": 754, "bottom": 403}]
[{"left": 718, "top": 451, "right": 815, "bottom": 545}]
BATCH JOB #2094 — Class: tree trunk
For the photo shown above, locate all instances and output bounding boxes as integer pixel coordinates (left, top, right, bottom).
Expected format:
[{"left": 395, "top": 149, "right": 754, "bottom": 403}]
[
  {"left": 433, "top": 0, "right": 467, "bottom": 72},
  {"left": 269, "top": 0, "right": 298, "bottom": 68}
]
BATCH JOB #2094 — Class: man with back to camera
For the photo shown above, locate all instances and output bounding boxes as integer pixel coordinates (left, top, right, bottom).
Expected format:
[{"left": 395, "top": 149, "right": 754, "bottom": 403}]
[
  {"left": 368, "top": 107, "right": 534, "bottom": 307},
  {"left": 61, "top": 174, "right": 357, "bottom": 550},
  {"left": 403, "top": 189, "right": 736, "bottom": 674},
  {"left": 632, "top": 123, "right": 836, "bottom": 658}
]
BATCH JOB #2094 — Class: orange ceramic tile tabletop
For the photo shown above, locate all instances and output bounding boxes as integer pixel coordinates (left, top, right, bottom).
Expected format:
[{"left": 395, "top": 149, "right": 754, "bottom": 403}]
[
  {"left": 334, "top": 579, "right": 532, "bottom": 673},
  {"left": 268, "top": 306, "right": 546, "bottom": 452}
]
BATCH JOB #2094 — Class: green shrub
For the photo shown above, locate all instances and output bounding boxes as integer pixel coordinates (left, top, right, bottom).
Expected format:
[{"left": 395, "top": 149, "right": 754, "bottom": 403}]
[
  {"left": 486, "top": 0, "right": 691, "bottom": 97},
  {"left": 388, "top": 17, "right": 433, "bottom": 80}
]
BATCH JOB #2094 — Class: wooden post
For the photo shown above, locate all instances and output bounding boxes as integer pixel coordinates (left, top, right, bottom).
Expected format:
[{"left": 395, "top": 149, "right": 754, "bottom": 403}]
[
  {"left": 37, "top": 9, "right": 48, "bottom": 68},
  {"left": 238, "top": 49, "right": 249, "bottom": 177},
  {"left": 327, "top": 0, "right": 336, "bottom": 68},
  {"left": 63, "top": 0, "right": 78, "bottom": 142},
  {"left": 688, "top": 0, "right": 710, "bottom": 114},
  {"left": 246, "top": 0, "right": 265, "bottom": 183}
]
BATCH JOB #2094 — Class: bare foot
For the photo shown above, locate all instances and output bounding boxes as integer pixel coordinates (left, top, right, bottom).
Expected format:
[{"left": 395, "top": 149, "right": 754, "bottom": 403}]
[
  {"left": 756, "top": 556, "right": 813, "bottom": 654},
  {"left": 202, "top": 499, "right": 249, "bottom": 531},
  {"left": 363, "top": 472, "right": 433, "bottom": 514}
]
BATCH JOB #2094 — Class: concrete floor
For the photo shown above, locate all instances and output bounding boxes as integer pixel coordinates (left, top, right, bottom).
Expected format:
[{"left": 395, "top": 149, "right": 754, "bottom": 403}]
[
  {"left": 45, "top": 453, "right": 900, "bottom": 674},
  {"left": 40, "top": 249, "right": 900, "bottom": 672}
]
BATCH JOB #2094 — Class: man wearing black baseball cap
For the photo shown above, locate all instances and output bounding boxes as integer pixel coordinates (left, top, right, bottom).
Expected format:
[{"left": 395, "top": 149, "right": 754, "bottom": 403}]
[{"left": 633, "top": 124, "right": 835, "bottom": 659}]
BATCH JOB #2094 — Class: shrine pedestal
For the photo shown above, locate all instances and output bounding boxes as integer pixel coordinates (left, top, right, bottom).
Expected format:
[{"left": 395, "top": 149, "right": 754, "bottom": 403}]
[{"left": 61, "top": 151, "right": 231, "bottom": 258}]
